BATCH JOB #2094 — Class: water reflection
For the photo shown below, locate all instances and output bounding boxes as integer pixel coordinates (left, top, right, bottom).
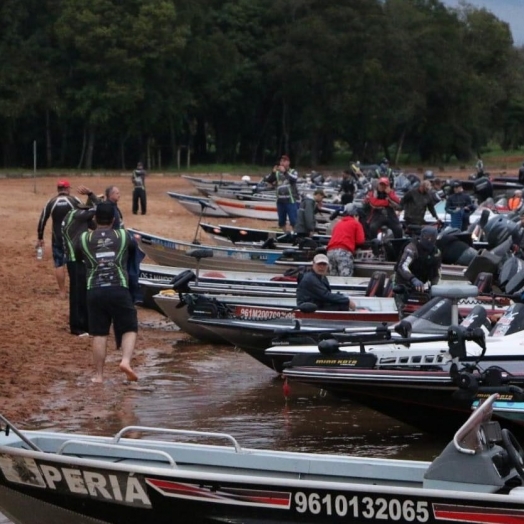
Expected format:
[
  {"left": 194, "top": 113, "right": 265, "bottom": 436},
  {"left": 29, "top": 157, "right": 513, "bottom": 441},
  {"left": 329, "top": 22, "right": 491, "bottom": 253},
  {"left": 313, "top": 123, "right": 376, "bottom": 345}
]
[{"left": 0, "top": 342, "right": 446, "bottom": 523}]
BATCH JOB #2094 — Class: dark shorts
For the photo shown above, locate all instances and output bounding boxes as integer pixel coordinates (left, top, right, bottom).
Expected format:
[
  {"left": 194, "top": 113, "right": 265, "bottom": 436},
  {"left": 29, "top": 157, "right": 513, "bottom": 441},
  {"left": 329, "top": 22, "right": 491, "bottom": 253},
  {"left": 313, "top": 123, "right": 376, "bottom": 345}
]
[
  {"left": 87, "top": 287, "right": 138, "bottom": 337},
  {"left": 52, "top": 244, "right": 66, "bottom": 268}
]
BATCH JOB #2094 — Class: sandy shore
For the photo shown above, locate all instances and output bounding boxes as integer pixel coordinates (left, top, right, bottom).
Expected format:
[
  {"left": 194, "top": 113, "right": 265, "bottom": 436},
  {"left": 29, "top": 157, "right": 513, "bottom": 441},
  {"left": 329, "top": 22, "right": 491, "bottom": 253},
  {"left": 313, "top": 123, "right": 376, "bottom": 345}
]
[{"left": 0, "top": 164, "right": 516, "bottom": 428}]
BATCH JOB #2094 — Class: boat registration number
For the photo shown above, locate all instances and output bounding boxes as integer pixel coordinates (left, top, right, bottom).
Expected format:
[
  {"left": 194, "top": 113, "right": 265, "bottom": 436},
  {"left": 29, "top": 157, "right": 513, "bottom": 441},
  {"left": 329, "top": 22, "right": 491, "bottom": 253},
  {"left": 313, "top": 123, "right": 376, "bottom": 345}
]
[{"left": 294, "top": 492, "right": 430, "bottom": 521}]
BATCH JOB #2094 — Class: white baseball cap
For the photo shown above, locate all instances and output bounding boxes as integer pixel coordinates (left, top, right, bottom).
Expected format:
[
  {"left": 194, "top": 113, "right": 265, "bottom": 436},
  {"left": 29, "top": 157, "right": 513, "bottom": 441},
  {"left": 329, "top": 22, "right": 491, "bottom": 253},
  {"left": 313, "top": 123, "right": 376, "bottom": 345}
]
[{"left": 313, "top": 254, "right": 329, "bottom": 265}]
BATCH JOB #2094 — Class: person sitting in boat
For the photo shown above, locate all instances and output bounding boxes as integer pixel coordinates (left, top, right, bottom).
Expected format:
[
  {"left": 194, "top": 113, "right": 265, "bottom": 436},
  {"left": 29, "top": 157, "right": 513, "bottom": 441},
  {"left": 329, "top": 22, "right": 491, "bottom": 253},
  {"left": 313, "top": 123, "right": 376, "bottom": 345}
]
[
  {"left": 393, "top": 226, "right": 442, "bottom": 316},
  {"left": 296, "top": 254, "right": 356, "bottom": 311},
  {"left": 294, "top": 189, "right": 325, "bottom": 238}
]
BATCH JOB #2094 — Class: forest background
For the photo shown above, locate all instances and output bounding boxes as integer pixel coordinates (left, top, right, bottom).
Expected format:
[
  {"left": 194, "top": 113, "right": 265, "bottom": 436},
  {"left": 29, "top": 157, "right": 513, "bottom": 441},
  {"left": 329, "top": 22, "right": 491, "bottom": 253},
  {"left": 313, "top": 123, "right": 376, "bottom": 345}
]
[{"left": 2, "top": 0, "right": 524, "bottom": 171}]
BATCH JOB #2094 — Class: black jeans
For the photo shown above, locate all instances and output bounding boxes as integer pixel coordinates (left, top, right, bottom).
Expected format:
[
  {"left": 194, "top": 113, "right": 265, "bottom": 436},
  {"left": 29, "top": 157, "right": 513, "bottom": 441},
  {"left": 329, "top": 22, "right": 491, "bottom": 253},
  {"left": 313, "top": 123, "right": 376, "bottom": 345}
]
[
  {"left": 132, "top": 187, "right": 147, "bottom": 214},
  {"left": 67, "top": 261, "right": 88, "bottom": 334}
]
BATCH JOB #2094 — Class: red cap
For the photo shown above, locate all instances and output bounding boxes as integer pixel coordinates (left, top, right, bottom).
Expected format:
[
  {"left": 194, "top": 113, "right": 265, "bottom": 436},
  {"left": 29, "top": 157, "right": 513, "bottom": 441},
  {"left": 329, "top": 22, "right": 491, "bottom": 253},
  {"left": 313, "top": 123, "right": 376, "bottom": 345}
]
[
  {"left": 378, "top": 177, "right": 390, "bottom": 186},
  {"left": 57, "top": 179, "right": 71, "bottom": 188},
  {"left": 280, "top": 155, "right": 290, "bottom": 162}
]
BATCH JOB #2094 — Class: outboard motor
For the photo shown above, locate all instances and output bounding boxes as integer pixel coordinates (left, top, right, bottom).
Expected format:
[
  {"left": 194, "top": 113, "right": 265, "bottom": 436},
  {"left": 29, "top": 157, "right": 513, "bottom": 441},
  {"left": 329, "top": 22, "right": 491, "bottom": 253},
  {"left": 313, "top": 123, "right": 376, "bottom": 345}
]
[
  {"left": 483, "top": 216, "right": 520, "bottom": 249},
  {"left": 436, "top": 227, "right": 477, "bottom": 266},
  {"left": 490, "top": 303, "right": 524, "bottom": 337},
  {"left": 401, "top": 297, "right": 453, "bottom": 334},
  {"left": 498, "top": 256, "right": 524, "bottom": 291},
  {"left": 460, "top": 305, "right": 492, "bottom": 332}
]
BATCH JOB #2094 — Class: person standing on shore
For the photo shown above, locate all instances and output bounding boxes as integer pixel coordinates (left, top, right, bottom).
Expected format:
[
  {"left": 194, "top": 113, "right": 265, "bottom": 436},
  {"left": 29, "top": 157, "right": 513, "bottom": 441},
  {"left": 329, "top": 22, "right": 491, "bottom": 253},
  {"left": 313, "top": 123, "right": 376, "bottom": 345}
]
[
  {"left": 78, "top": 185, "right": 124, "bottom": 228},
  {"left": 77, "top": 201, "right": 138, "bottom": 383},
  {"left": 62, "top": 200, "right": 97, "bottom": 336},
  {"left": 132, "top": 162, "right": 147, "bottom": 215},
  {"left": 37, "top": 179, "right": 82, "bottom": 298}
]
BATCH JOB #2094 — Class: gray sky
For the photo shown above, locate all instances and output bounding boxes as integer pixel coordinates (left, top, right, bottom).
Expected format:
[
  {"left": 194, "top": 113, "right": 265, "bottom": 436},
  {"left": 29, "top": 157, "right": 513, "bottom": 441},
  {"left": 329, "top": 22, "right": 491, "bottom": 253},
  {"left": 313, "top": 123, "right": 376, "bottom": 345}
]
[{"left": 440, "top": 0, "right": 524, "bottom": 45}]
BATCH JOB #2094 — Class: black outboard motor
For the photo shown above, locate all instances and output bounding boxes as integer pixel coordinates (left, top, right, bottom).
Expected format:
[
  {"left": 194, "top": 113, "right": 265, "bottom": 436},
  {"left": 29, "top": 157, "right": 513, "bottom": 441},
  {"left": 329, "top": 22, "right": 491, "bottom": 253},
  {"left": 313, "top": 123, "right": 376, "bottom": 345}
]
[
  {"left": 436, "top": 227, "right": 477, "bottom": 266},
  {"left": 460, "top": 305, "right": 492, "bottom": 332},
  {"left": 498, "top": 256, "right": 524, "bottom": 291},
  {"left": 401, "top": 297, "right": 453, "bottom": 334},
  {"left": 483, "top": 216, "right": 520, "bottom": 249},
  {"left": 490, "top": 303, "right": 524, "bottom": 337}
]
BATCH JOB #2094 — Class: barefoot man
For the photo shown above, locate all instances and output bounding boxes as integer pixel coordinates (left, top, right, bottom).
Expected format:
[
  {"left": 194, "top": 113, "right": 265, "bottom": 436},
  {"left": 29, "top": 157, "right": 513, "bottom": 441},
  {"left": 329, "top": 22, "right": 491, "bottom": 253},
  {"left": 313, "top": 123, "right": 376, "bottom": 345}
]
[{"left": 77, "top": 202, "right": 138, "bottom": 383}]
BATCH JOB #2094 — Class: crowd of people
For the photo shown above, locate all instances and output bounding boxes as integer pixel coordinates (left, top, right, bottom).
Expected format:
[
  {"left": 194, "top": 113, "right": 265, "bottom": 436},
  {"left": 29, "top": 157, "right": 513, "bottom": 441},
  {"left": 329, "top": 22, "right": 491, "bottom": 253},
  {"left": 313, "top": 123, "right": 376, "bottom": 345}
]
[
  {"left": 288, "top": 157, "right": 523, "bottom": 314},
  {"left": 36, "top": 163, "right": 146, "bottom": 383},
  {"left": 36, "top": 156, "right": 524, "bottom": 376}
]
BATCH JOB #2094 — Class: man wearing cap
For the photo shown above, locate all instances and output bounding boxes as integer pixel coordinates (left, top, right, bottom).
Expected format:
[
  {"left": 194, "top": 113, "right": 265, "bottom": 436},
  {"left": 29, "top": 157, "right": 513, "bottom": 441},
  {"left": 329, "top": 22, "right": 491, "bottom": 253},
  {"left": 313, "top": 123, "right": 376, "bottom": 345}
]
[
  {"left": 326, "top": 203, "right": 366, "bottom": 276},
  {"left": 294, "top": 189, "right": 325, "bottom": 238},
  {"left": 264, "top": 155, "right": 300, "bottom": 231},
  {"left": 77, "top": 202, "right": 138, "bottom": 383},
  {"left": 37, "top": 179, "right": 82, "bottom": 298},
  {"left": 296, "top": 254, "right": 356, "bottom": 311},
  {"left": 401, "top": 180, "right": 441, "bottom": 230},
  {"left": 363, "top": 177, "right": 402, "bottom": 239},
  {"left": 393, "top": 226, "right": 442, "bottom": 316},
  {"left": 445, "top": 181, "right": 476, "bottom": 231}
]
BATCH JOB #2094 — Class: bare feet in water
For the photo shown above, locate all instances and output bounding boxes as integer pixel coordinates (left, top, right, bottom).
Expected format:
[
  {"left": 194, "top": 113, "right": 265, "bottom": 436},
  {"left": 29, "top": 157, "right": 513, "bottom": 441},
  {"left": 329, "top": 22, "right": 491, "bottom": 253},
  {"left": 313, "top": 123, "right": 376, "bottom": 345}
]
[{"left": 119, "top": 363, "right": 138, "bottom": 382}]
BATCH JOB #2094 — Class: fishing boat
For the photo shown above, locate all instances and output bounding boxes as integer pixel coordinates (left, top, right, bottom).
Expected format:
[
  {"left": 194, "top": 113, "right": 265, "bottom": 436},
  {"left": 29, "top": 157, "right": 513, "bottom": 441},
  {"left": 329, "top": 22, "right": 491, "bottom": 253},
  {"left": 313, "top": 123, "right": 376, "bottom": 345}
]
[
  {"left": 209, "top": 195, "right": 280, "bottom": 220},
  {"left": 274, "top": 287, "right": 524, "bottom": 434},
  {"left": 181, "top": 174, "right": 255, "bottom": 196},
  {"left": 2, "top": 395, "right": 524, "bottom": 524},
  {"left": 167, "top": 192, "right": 230, "bottom": 217},
  {"left": 153, "top": 291, "right": 399, "bottom": 344},
  {"left": 187, "top": 297, "right": 508, "bottom": 372},
  {"left": 129, "top": 229, "right": 470, "bottom": 280}
]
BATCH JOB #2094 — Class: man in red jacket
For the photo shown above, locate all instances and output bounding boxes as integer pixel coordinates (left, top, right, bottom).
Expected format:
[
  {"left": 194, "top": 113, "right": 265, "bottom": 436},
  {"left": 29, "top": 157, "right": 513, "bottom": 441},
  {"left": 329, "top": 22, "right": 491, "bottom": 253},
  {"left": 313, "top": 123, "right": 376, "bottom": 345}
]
[
  {"left": 326, "top": 203, "right": 366, "bottom": 276},
  {"left": 364, "top": 177, "right": 403, "bottom": 239}
]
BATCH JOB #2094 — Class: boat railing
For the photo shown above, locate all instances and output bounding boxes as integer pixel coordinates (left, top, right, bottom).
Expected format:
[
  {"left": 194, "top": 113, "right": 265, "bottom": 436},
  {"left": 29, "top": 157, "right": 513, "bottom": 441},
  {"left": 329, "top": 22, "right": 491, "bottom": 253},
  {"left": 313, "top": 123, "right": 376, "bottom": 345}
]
[
  {"left": 112, "top": 426, "right": 243, "bottom": 453},
  {"left": 57, "top": 441, "right": 177, "bottom": 467},
  {"left": 453, "top": 393, "right": 498, "bottom": 455}
]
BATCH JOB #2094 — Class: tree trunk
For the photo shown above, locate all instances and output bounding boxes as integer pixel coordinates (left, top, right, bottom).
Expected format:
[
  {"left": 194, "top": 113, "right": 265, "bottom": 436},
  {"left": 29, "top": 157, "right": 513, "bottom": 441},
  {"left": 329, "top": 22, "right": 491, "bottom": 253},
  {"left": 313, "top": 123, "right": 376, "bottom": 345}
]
[
  {"left": 77, "top": 126, "right": 87, "bottom": 170},
  {"left": 45, "top": 109, "right": 52, "bottom": 168},
  {"left": 394, "top": 129, "right": 406, "bottom": 165},
  {"left": 85, "top": 125, "right": 96, "bottom": 170}
]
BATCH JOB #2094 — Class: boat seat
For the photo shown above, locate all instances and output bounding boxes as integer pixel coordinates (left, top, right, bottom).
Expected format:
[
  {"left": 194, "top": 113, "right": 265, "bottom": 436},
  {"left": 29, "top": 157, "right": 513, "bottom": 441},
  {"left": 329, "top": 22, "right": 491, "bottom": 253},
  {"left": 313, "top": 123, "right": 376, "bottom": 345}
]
[
  {"left": 431, "top": 284, "right": 479, "bottom": 299},
  {"left": 431, "top": 285, "right": 479, "bottom": 325},
  {"left": 187, "top": 249, "right": 214, "bottom": 260}
]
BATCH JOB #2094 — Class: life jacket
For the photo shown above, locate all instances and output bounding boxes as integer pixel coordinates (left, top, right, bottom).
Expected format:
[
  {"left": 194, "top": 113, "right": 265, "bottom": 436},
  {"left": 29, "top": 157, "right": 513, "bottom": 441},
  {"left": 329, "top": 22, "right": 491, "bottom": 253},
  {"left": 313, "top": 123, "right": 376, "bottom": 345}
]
[{"left": 508, "top": 196, "right": 522, "bottom": 211}]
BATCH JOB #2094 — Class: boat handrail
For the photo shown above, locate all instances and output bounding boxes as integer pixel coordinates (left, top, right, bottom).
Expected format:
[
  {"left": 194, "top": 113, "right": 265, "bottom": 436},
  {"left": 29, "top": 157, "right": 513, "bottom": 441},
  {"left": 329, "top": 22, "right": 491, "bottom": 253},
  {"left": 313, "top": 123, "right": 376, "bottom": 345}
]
[
  {"left": 112, "top": 426, "right": 243, "bottom": 453},
  {"left": 0, "top": 414, "right": 42, "bottom": 452},
  {"left": 453, "top": 393, "right": 498, "bottom": 455},
  {"left": 57, "top": 440, "right": 177, "bottom": 467}
]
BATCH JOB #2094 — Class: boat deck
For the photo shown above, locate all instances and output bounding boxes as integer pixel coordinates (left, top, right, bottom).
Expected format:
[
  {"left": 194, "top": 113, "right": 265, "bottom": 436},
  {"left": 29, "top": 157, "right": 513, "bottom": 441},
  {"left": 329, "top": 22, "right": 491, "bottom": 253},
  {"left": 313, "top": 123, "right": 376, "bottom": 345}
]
[{"left": 2, "top": 431, "right": 428, "bottom": 488}]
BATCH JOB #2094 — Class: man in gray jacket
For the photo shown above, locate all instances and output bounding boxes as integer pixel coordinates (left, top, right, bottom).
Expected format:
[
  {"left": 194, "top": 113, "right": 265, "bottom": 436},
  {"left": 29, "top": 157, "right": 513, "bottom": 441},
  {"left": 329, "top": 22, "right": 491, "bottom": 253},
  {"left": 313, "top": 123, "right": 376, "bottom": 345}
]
[{"left": 294, "top": 189, "right": 325, "bottom": 237}]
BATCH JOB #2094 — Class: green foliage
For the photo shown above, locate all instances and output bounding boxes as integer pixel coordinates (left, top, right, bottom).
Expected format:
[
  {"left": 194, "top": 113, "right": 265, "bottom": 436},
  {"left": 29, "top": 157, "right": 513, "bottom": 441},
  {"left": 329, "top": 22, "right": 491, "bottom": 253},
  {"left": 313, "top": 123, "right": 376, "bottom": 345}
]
[{"left": 0, "top": 0, "right": 523, "bottom": 168}]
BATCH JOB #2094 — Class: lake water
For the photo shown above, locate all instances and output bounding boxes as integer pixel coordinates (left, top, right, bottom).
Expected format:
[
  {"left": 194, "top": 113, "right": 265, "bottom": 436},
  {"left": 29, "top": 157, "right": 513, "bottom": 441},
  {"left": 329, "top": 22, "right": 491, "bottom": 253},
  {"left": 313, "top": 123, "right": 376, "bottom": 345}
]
[{"left": 0, "top": 341, "right": 447, "bottom": 523}]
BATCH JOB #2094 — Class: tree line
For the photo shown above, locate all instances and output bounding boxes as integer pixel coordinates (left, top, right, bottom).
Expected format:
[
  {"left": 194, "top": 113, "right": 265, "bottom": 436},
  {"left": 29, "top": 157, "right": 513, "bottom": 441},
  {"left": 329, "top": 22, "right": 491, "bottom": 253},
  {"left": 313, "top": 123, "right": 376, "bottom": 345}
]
[{"left": 1, "top": 0, "right": 524, "bottom": 170}]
